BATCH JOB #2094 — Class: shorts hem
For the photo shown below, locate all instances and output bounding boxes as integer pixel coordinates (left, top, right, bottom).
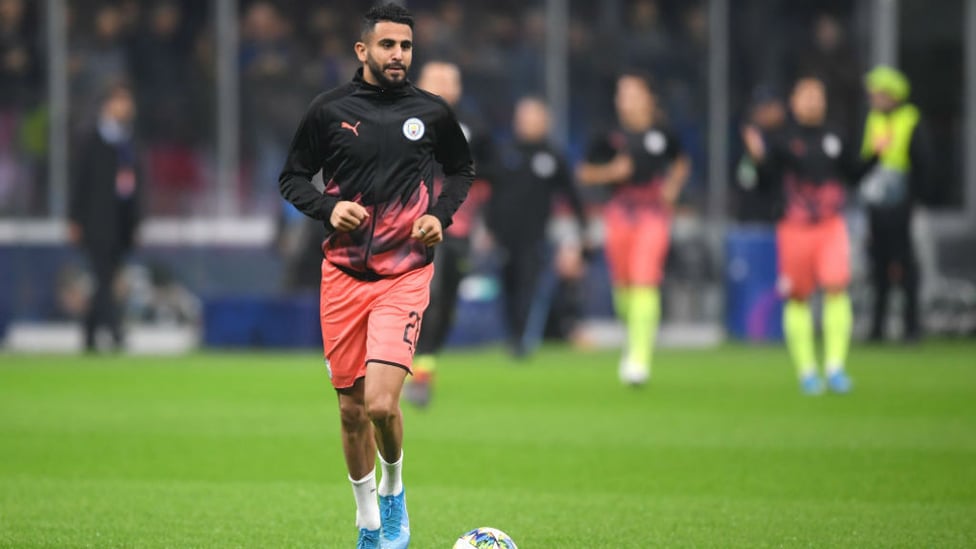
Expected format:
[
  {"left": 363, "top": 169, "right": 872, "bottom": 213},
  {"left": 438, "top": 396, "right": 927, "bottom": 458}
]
[
  {"left": 366, "top": 359, "right": 412, "bottom": 374},
  {"left": 332, "top": 375, "right": 365, "bottom": 391}
]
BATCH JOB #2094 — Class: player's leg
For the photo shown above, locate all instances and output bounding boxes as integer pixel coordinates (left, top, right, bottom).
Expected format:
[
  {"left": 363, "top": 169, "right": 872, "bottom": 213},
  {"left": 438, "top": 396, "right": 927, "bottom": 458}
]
[
  {"left": 84, "top": 249, "right": 115, "bottom": 351},
  {"left": 365, "top": 363, "right": 411, "bottom": 549},
  {"left": 509, "top": 240, "right": 546, "bottom": 357},
  {"left": 818, "top": 217, "right": 853, "bottom": 393},
  {"left": 336, "top": 380, "right": 381, "bottom": 542},
  {"left": 407, "top": 238, "right": 457, "bottom": 407},
  {"left": 603, "top": 208, "right": 640, "bottom": 382},
  {"left": 867, "top": 217, "right": 892, "bottom": 341},
  {"left": 894, "top": 223, "right": 921, "bottom": 342},
  {"left": 777, "top": 222, "right": 821, "bottom": 394},
  {"left": 320, "top": 260, "right": 380, "bottom": 545},
  {"left": 106, "top": 254, "right": 125, "bottom": 349},
  {"left": 622, "top": 211, "right": 669, "bottom": 384},
  {"left": 363, "top": 264, "right": 433, "bottom": 549},
  {"left": 364, "top": 361, "right": 409, "bottom": 489},
  {"left": 498, "top": 242, "right": 523, "bottom": 354},
  {"left": 413, "top": 238, "right": 457, "bottom": 367}
]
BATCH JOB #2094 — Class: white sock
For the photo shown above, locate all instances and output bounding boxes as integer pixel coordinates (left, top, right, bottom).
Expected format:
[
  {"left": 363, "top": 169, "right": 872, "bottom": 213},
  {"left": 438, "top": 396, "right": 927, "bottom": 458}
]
[
  {"left": 826, "top": 363, "right": 844, "bottom": 376},
  {"left": 377, "top": 451, "right": 403, "bottom": 497},
  {"left": 349, "top": 470, "right": 380, "bottom": 530}
]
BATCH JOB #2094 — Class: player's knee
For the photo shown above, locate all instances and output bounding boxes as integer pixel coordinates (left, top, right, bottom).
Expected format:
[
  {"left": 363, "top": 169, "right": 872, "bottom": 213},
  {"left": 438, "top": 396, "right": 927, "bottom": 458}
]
[
  {"left": 338, "top": 400, "right": 369, "bottom": 432},
  {"left": 366, "top": 394, "right": 399, "bottom": 425}
]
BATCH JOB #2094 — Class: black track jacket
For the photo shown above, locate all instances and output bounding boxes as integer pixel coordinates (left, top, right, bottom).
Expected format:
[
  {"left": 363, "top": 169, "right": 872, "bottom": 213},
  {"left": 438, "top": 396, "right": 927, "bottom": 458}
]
[{"left": 279, "top": 69, "right": 474, "bottom": 280}]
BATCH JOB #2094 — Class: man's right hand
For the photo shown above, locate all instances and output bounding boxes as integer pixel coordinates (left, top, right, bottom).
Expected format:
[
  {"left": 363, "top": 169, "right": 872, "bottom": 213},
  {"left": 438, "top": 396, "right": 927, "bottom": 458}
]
[
  {"left": 330, "top": 201, "right": 369, "bottom": 232},
  {"left": 742, "top": 125, "right": 766, "bottom": 161},
  {"left": 67, "top": 222, "right": 82, "bottom": 244}
]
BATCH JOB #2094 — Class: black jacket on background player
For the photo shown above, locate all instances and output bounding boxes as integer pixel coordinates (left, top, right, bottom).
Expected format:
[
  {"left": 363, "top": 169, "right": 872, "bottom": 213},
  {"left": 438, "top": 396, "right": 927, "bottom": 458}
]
[
  {"left": 487, "top": 139, "right": 587, "bottom": 355},
  {"left": 754, "top": 122, "right": 877, "bottom": 223},
  {"left": 415, "top": 113, "right": 495, "bottom": 357}
]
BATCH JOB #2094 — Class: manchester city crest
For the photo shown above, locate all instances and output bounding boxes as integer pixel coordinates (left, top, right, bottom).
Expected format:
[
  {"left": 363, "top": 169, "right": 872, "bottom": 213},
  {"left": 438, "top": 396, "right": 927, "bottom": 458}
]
[{"left": 402, "top": 117, "right": 425, "bottom": 141}]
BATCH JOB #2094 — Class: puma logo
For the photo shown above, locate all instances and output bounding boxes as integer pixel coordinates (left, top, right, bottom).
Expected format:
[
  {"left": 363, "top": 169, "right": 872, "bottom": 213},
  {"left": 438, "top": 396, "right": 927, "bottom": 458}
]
[{"left": 341, "top": 120, "right": 361, "bottom": 136}]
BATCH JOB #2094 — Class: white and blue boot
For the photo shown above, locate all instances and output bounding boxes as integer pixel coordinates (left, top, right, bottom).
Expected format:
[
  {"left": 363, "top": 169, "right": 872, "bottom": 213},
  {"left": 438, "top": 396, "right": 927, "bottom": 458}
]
[
  {"left": 357, "top": 527, "right": 380, "bottom": 549},
  {"left": 827, "top": 369, "right": 853, "bottom": 394},
  {"left": 379, "top": 490, "right": 410, "bottom": 549},
  {"left": 799, "top": 372, "right": 825, "bottom": 395}
]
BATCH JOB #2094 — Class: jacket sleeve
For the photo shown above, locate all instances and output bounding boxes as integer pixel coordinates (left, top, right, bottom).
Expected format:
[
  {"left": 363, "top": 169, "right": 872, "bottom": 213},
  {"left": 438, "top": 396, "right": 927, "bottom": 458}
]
[
  {"left": 752, "top": 131, "right": 786, "bottom": 191},
  {"left": 278, "top": 95, "right": 339, "bottom": 226},
  {"left": 908, "top": 119, "right": 934, "bottom": 204},
  {"left": 68, "top": 134, "right": 91, "bottom": 227},
  {"left": 842, "top": 124, "right": 879, "bottom": 185},
  {"left": 554, "top": 155, "right": 588, "bottom": 239},
  {"left": 429, "top": 104, "right": 475, "bottom": 229}
]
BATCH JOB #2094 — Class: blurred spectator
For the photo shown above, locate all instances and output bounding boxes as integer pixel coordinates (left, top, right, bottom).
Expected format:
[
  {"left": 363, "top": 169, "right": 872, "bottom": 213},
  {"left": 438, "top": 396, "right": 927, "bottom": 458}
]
[
  {"left": 509, "top": 9, "right": 546, "bottom": 98},
  {"left": 623, "top": 0, "right": 672, "bottom": 78},
  {"left": 302, "top": 6, "right": 350, "bottom": 90},
  {"left": 133, "top": 1, "right": 191, "bottom": 143},
  {"left": 0, "top": 0, "right": 36, "bottom": 110},
  {"left": 0, "top": 0, "right": 42, "bottom": 214},
  {"left": 71, "top": 3, "right": 130, "bottom": 111},
  {"left": 133, "top": 1, "right": 205, "bottom": 215},
  {"left": 239, "top": 0, "right": 309, "bottom": 215},
  {"left": 792, "top": 13, "right": 862, "bottom": 139},
  {"left": 68, "top": 81, "right": 143, "bottom": 352}
]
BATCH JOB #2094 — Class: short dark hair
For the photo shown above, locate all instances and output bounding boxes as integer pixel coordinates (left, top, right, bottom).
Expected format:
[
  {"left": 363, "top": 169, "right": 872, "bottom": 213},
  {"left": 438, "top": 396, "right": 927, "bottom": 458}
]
[
  {"left": 618, "top": 69, "right": 658, "bottom": 96},
  {"left": 361, "top": 3, "right": 414, "bottom": 38},
  {"left": 99, "top": 77, "right": 134, "bottom": 106}
]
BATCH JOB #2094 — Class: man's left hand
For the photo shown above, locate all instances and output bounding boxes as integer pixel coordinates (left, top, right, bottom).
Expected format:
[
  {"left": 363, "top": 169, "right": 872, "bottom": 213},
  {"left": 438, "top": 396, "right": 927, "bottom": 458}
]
[{"left": 412, "top": 215, "right": 443, "bottom": 247}]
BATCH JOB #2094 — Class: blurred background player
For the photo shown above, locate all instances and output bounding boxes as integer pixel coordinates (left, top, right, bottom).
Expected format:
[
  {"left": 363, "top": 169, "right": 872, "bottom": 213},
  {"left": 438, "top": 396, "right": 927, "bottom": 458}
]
[
  {"left": 68, "top": 81, "right": 142, "bottom": 353},
  {"left": 742, "top": 75, "right": 884, "bottom": 395},
  {"left": 487, "top": 96, "right": 588, "bottom": 358},
  {"left": 577, "top": 71, "right": 690, "bottom": 386},
  {"left": 734, "top": 85, "right": 786, "bottom": 223},
  {"left": 405, "top": 60, "right": 492, "bottom": 408},
  {"left": 859, "top": 66, "right": 933, "bottom": 343}
]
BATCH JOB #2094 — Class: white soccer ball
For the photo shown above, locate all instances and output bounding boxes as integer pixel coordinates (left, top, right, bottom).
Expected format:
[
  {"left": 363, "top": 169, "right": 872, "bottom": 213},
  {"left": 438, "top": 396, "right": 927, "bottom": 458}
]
[{"left": 453, "top": 526, "right": 518, "bottom": 549}]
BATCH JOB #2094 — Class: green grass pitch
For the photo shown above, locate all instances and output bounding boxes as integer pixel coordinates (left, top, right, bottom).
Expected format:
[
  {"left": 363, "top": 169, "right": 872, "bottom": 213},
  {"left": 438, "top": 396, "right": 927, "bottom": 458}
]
[{"left": 1, "top": 342, "right": 975, "bottom": 547}]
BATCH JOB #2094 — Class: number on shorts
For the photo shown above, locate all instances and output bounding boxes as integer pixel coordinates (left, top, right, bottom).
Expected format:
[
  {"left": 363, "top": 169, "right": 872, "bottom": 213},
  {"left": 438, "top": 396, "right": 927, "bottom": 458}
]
[{"left": 402, "top": 311, "right": 421, "bottom": 349}]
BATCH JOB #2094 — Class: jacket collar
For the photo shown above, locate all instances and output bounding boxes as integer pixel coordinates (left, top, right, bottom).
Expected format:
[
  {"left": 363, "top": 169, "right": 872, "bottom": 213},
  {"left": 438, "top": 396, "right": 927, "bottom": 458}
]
[{"left": 353, "top": 67, "right": 412, "bottom": 97}]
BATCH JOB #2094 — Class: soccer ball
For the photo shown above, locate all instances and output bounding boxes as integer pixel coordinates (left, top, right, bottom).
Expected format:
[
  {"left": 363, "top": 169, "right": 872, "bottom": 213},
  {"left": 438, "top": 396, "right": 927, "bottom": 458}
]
[{"left": 453, "top": 527, "right": 518, "bottom": 549}]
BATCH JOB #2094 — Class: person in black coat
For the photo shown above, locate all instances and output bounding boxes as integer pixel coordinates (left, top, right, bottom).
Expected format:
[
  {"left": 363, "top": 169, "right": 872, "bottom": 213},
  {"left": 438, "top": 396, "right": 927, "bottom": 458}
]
[
  {"left": 68, "top": 81, "right": 142, "bottom": 352},
  {"left": 488, "top": 96, "right": 588, "bottom": 357}
]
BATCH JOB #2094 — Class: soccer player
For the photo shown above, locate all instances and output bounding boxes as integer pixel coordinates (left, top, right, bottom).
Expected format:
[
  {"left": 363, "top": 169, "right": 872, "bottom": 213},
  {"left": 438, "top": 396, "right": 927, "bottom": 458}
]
[
  {"left": 577, "top": 72, "right": 690, "bottom": 385},
  {"left": 487, "top": 96, "right": 588, "bottom": 357},
  {"left": 278, "top": 4, "right": 474, "bottom": 548},
  {"left": 742, "top": 75, "right": 882, "bottom": 395},
  {"left": 404, "top": 60, "right": 492, "bottom": 408}
]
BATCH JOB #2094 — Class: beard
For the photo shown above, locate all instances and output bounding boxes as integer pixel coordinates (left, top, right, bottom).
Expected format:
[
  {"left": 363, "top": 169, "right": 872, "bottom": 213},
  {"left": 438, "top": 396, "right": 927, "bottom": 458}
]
[{"left": 366, "top": 53, "right": 409, "bottom": 88}]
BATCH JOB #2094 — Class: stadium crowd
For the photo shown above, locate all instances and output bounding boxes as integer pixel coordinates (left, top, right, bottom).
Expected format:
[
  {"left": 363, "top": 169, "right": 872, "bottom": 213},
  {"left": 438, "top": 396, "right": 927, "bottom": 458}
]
[{"left": 1, "top": 0, "right": 866, "bottom": 220}]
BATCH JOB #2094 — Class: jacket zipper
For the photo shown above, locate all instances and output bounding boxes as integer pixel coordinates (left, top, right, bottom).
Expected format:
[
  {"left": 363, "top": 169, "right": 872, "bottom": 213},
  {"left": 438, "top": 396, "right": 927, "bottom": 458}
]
[
  {"left": 361, "top": 97, "right": 389, "bottom": 273},
  {"left": 362, "top": 203, "right": 379, "bottom": 272}
]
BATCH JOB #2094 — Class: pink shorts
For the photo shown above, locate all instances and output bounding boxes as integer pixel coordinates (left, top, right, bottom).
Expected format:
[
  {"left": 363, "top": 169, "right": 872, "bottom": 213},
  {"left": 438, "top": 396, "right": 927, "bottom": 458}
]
[
  {"left": 319, "top": 260, "right": 433, "bottom": 389},
  {"left": 604, "top": 208, "right": 670, "bottom": 286},
  {"left": 776, "top": 216, "right": 851, "bottom": 299}
]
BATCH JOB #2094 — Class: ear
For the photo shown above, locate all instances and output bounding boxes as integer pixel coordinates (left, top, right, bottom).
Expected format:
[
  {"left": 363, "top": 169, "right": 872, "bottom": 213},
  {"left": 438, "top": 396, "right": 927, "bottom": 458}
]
[{"left": 354, "top": 41, "right": 367, "bottom": 63}]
